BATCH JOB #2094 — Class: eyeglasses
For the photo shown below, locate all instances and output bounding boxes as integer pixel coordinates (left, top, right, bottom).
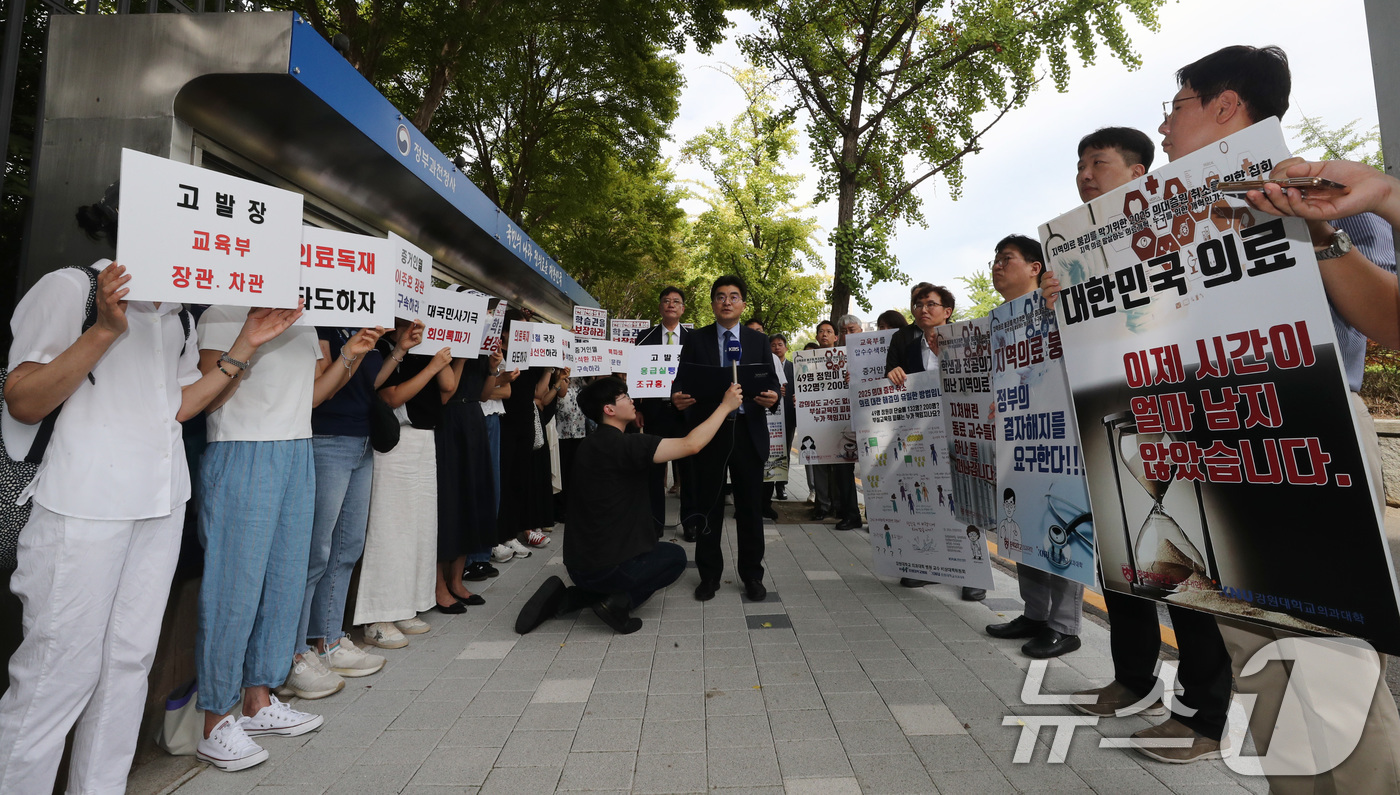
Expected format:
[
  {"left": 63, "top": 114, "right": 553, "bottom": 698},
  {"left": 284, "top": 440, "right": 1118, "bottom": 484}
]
[
  {"left": 712, "top": 293, "right": 744, "bottom": 305},
  {"left": 612, "top": 393, "right": 634, "bottom": 404},
  {"left": 661, "top": 299, "right": 684, "bottom": 307},
  {"left": 912, "top": 301, "right": 944, "bottom": 311},
  {"left": 989, "top": 253, "right": 1020, "bottom": 268},
  {"left": 1162, "top": 94, "right": 1200, "bottom": 121}
]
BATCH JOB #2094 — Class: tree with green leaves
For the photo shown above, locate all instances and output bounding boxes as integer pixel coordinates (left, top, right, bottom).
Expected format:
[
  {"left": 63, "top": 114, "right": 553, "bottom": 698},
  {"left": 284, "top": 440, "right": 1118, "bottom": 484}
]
[
  {"left": 1289, "top": 116, "right": 1384, "bottom": 171},
  {"left": 741, "top": 0, "right": 1163, "bottom": 319},
  {"left": 681, "top": 67, "right": 828, "bottom": 335},
  {"left": 952, "top": 272, "right": 1000, "bottom": 320}
]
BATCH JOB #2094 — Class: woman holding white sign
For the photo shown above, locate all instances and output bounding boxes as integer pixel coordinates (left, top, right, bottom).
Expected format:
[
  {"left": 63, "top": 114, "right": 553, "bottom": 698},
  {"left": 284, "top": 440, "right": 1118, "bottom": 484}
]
[{"left": 497, "top": 308, "right": 568, "bottom": 548}]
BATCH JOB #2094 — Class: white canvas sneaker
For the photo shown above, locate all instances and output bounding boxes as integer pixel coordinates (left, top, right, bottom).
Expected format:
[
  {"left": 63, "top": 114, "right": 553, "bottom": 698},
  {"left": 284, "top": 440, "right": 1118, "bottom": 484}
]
[
  {"left": 197, "top": 714, "right": 269, "bottom": 772},
  {"left": 322, "top": 637, "right": 386, "bottom": 677},
  {"left": 238, "top": 695, "right": 324, "bottom": 737},
  {"left": 505, "top": 538, "right": 534, "bottom": 558},
  {"left": 491, "top": 544, "right": 515, "bottom": 563},
  {"left": 282, "top": 651, "right": 344, "bottom": 700},
  {"left": 362, "top": 621, "right": 409, "bottom": 649},
  {"left": 394, "top": 616, "right": 432, "bottom": 635}
]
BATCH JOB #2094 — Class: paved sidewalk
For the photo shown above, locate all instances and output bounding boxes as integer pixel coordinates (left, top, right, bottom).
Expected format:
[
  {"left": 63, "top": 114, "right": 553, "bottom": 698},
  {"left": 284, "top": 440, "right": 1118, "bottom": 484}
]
[{"left": 171, "top": 490, "right": 1270, "bottom": 795}]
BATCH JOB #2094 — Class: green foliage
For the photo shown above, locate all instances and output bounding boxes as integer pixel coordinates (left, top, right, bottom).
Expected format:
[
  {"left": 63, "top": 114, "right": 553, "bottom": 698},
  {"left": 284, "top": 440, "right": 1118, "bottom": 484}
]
[
  {"left": 741, "top": 0, "right": 1163, "bottom": 317},
  {"left": 953, "top": 272, "right": 1001, "bottom": 320},
  {"left": 681, "top": 67, "right": 828, "bottom": 337},
  {"left": 1289, "top": 116, "right": 1384, "bottom": 171}
]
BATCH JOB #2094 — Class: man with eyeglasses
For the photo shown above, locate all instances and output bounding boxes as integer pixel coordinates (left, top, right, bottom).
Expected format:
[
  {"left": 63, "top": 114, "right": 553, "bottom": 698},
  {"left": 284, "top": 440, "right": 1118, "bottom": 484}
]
[
  {"left": 637, "top": 286, "right": 696, "bottom": 540},
  {"left": 884, "top": 282, "right": 986, "bottom": 601},
  {"left": 672, "top": 276, "right": 781, "bottom": 601}
]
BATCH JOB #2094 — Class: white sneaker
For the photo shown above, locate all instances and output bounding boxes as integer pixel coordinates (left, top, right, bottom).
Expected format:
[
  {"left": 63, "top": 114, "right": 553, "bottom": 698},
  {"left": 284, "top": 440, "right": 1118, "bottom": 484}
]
[
  {"left": 491, "top": 544, "right": 516, "bottom": 563},
  {"left": 394, "top": 617, "right": 432, "bottom": 635},
  {"left": 322, "top": 637, "right": 386, "bottom": 677},
  {"left": 197, "top": 714, "right": 269, "bottom": 771},
  {"left": 362, "top": 621, "right": 409, "bottom": 649},
  {"left": 238, "top": 695, "right": 324, "bottom": 737},
  {"left": 524, "top": 529, "right": 550, "bottom": 548},
  {"left": 505, "top": 538, "right": 534, "bottom": 558},
  {"left": 282, "top": 651, "right": 344, "bottom": 700}
]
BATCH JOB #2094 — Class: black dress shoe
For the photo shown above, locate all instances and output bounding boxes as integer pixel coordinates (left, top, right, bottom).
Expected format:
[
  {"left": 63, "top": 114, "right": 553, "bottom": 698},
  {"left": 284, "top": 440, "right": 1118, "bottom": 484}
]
[
  {"left": 811, "top": 509, "right": 828, "bottom": 521},
  {"left": 682, "top": 527, "right": 697, "bottom": 543},
  {"left": 1023, "top": 628, "right": 1082, "bottom": 659},
  {"left": 762, "top": 506, "right": 779, "bottom": 521},
  {"left": 592, "top": 593, "right": 643, "bottom": 634},
  {"left": 899, "top": 577, "right": 931, "bottom": 588},
  {"left": 694, "top": 580, "right": 719, "bottom": 601},
  {"left": 516, "top": 575, "right": 566, "bottom": 634},
  {"left": 452, "top": 592, "right": 485, "bottom": 606},
  {"left": 986, "top": 615, "right": 1047, "bottom": 639},
  {"left": 834, "top": 518, "right": 861, "bottom": 532},
  {"left": 961, "top": 587, "right": 987, "bottom": 602},
  {"left": 433, "top": 599, "right": 467, "bottom": 614},
  {"left": 743, "top": 579, "right": 767, "bottom": 602}
]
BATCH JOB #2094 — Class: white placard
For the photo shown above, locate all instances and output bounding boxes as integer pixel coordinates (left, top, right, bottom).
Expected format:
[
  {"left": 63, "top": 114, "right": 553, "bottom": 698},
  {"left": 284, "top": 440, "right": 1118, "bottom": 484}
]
[
  {"left": 115, "top": 148, "right": 302, "bottom": 307},
  {"left": 610, "top": 319, "right": 650, "bottom": 343},
  {"left": 794, "top": 348, "right": 853, "bottom": 465},
  {"left": 389, "top": 231, "right": 429, "bottom": 320},
  {"left": 479, "top": 299, "right": 508, "bottom": 355},
  {"left": 505, "top": 321, "right": 569, "bottom": 369},
  {"left": 573, "top": 306, "right": 608, "bottom": 339},
  {"left": 297, "top": 227, "right": 395, "bottom": 328},
  {"left": 605, "top": 341, "right": 631, "bottom": 374},
  {"left": 572, "top": 337, "right": 609, "bottom": 376},
  {"left": 626, "top": 344, "right": 683, "bottom": 398},
  {"left": 421, "top": 287, "right": 490, "bottom": 358}
]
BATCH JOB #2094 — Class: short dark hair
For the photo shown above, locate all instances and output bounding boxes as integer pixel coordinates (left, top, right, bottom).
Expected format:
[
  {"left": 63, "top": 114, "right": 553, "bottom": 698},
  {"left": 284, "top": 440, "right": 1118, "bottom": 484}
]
[
  {"left": 967, "top": 525, "right": 981, "bottom": 538},
  {"left": 746, "top": 319, "right": 764, "bottom": 331},
  {"left": 577, "top": 376, "right": 628, "bottom": 425},
  {"left": 710, "top": 274, "right": 747, "bottom": 302},
  {"left": 816, "top": 320, "right": 836, "bottom": 335},
  {"left": 996, "top": 235, "right": 1045, "bottom": 285},
  {"left": 659, "top": 285, "right": 685, "bottom": 304},
  {"left": 1077, "top": 127, "right": 1155, "bottom": 171},
  {"left": 1003, "top": 487, "right": 1016, "bottom": 501},
  {"left": 803, "top": 342, "right": 819, "bottom": 350},
  {"left": 1177, "top": 45, "right": 1290, "bottom": 123},
  {"left": 769, "top": 333, "right": 788, "bottom": 345},
  {"left": 911, "top": 282, "right": 956, "bottom": 314},
  {"left": 876, "top": 309, "right": 909, "bottom": 330}
]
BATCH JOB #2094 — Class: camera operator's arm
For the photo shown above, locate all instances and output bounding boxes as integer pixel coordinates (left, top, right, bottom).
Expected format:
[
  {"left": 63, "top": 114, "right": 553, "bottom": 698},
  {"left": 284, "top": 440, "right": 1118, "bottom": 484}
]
[{"left": 653, "top": 383, "right": 742, "bottom": 463}]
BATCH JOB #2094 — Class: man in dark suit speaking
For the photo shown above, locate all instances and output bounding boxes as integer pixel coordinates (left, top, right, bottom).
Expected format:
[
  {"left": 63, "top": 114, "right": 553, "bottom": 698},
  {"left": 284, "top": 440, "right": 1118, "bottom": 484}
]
[{"left": 671, "top": 275, "right": 780, "bottom": 602}]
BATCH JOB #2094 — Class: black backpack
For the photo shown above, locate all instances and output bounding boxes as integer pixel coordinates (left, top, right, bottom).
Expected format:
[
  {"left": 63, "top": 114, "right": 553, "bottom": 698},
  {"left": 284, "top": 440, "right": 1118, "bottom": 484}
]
[{"left": 0, "top": 265, "right": 190, "bottom": 568}]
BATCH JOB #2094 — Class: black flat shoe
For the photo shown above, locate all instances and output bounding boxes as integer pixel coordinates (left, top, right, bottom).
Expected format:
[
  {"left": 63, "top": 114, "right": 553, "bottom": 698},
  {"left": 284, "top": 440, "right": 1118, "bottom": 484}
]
[
  {"left": 434, "top": 600, "right": 467, "bottom": 614},
  {"left": 986, "top": 615, "right": 1046, "bottom": 639},
  {"left": 1023, "top": 628, "right": 1081, "bottom": 659},
  {"left": 452, "top": 591, "right": 485, "bottom": 606},
  {"left": 516, "top": 576, "right": 566, "bottom": 635}
]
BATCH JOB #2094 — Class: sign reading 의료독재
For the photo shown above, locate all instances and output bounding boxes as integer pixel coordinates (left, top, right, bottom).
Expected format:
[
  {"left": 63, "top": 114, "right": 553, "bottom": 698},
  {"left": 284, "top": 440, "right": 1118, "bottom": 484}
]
[
  {"left": 297, "top": 227, "right": 395, "bottom": 328},
  {"left": 421, "top": 287, "right": 489, "bottom": 358},
  {"left": 505, "top": 321, "right": 569, "bottom": 369},
  {"left": 1041, "top": 117, "right": 1400, "bottom": 651},
  {"left": 626, "top": 344, "right": 683, "bottom": 398},
  {"left": 573, "top": 306, "right": 608, "bottom": 339},
  {"left": 937, "top": 318, "right": 998, "bottom": 530},
  {"left": 794, "top": 348, "right": 855, "bottom": 466},
  {"left": 610, "top": 319, "right": 650, "bottom": 343},
  {"left": 389, "top": 231, "right": 429, "bottom": 321},
  {"left": 989, "top": 290, "right": 1095, "bottom": 588},
  {"left": 116, "top": 148, "right": 302, "bottom": 308}
]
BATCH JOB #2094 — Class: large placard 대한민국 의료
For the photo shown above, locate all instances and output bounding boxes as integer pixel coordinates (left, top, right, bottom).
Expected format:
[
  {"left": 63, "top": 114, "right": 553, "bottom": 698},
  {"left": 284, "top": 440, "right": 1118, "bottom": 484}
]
[
  {"left": 116, "top": 148, "right": 302, "bottom": 308},
  {"left": 794, "top": 348, "right": 855, "bottom": 466},
  {"left": 989, "top": 291, "right": 1096, "bottom": 589},
  {"left": 1041, "top": 117, "right": 1400, "bottom": 652}
]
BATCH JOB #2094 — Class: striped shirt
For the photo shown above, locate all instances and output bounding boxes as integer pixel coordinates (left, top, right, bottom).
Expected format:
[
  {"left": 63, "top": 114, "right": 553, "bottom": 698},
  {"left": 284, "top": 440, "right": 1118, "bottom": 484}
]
[{"left": 1329, "top": 212, "right": 1396, "bottom": 393}]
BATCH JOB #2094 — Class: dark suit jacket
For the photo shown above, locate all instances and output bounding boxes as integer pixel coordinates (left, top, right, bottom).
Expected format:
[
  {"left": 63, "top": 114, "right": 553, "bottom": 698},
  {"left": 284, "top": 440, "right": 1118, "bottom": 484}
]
[
  {"left": 885, "top": 325, "right": 930, "bottom": 376},
  {"left": 675, "top": 323, "right": 778, "bottom": 455},
  {"left": 635, "top": 323, "right": 690, "bottom": 437}
]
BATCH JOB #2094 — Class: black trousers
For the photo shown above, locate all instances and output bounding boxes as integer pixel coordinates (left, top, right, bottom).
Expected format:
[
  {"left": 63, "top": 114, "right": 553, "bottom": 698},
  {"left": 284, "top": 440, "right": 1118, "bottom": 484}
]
[
  {"left": 650, "top": 456, "right": 697, "bottom": 533},
  {"left": 692, "top": 418, "right": 765, "bottom": 585},
  {"left": 1104, "top": 589, "right": 1232, "bottom": 740},
  {"left": 830, "top": 463, "right": 861, "bottom": 523},
  {"left": 567, "top": 542, "right": 688, "bottom": 609}
]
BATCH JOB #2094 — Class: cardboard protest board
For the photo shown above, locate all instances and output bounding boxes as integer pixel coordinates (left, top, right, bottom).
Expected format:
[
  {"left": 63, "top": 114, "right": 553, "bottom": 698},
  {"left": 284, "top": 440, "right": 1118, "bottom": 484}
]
[
  {"left": 297, "top": 226, "right": 395, "bottom": 328},
  {"left": 793, "top": 348, "right": 854, "bottom": 465},
  {"left": 937, "top": 319, "right": 998, "bottom": 529},
  {"left": 479, "top": 299, "right": 508, "bottom": 355},
  {"left": 626, "top": 344, "right": 683, "bottom": 398},
  {"left": 505, "top": 321, "right": 569, "bottom": 369},
  {"left": 421, "top": 287, "right": 489, "bottom": 358},
  {"left": 610, "top": 319, "right": 650, "bottom": 343},
  {"left": 116, "top": 148, "right": 302, "bottom": 307},
  {"left": 573, "top": 306, "right": 608, "bottom": 339},
  {"left": 389, "top": 232, "right": 428, "bottom": 321}
]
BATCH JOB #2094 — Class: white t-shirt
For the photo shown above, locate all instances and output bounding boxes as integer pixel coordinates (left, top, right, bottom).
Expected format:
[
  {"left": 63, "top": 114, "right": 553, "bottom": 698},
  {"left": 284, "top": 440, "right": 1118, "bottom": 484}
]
[
  {"left": 3, "top": 261, "right": 201, "bottom": 519},
  {"left": 198, "top": 305, "right": 321, "bottom": 442},
  {"left": 481, "top": 398, "right": 506, "bottom": 416}
]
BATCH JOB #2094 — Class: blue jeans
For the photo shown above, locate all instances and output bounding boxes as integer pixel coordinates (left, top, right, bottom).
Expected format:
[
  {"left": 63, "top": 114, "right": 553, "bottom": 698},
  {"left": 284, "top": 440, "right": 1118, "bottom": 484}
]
[
  {"left": 297, "top": 435, "right": 373, "bottom": 653},
  {"left": 196, "top": 439, "right": 315, "bottom": 715},
  {"left": 567, "top": 542, "right": 687, "bottom": 609},
  {"left": 484, "top": 412, "right": 501, "bottom": 516}
]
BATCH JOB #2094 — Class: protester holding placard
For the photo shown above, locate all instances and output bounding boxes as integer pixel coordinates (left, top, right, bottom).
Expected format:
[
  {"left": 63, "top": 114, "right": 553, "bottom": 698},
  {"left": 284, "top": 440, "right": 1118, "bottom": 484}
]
[
  {"left": 498, "top": 308, "right": 568, "bottom": 550},
  {"left": 481, "top": 329, "right": 524, "bottom": 564},
  {"left": 637, "top": 287, "right": 695, "bottom": 539},
  {"left": 881, "top": 282, "right": 986, "bottom": 603},
  {"left": 830, "top": 314, "right": 865, "bottom": 532},
  {"left": 768, "top": 333, "right": 797, "bottom": 503},
  {"left": 192, "top": 298, "right": 382, "bottom": 770},
  {"left": 554, "top": 374, "right": 595, "bottom": 520},
  {"left": 354, "top": 320, "right": 455, "bottom": 649},
  {"left": 434, "top": 338, "right": 500, "bottom": 605},
  {"left": 0, "top": 199, "right": 305, "bottom": 793}
]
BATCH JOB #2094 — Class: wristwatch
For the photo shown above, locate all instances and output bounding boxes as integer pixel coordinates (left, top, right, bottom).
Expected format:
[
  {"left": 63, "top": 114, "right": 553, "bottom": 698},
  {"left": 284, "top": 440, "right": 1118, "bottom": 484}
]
[{"left": 1315, "top": 228, "right": 1353, "bottom": 261}]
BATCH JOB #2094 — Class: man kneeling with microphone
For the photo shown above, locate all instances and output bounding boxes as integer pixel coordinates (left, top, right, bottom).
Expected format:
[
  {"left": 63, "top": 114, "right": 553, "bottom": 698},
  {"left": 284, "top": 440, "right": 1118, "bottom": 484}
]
[{"left": 516, "top": 377, "right": 742, "bottom": 634}]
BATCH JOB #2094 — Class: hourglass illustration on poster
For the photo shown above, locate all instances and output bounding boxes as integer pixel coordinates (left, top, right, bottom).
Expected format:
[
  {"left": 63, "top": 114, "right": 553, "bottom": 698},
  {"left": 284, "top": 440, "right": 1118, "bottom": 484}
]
[{"left": 1103, "top": 410, "right": 1221, "bottom": 598}]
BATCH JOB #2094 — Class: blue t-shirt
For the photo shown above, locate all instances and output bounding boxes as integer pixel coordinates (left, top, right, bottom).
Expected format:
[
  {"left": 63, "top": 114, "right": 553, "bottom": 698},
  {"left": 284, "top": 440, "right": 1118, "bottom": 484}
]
[{"left": 311, "top": 327, "right": 385, "bottom": 437}]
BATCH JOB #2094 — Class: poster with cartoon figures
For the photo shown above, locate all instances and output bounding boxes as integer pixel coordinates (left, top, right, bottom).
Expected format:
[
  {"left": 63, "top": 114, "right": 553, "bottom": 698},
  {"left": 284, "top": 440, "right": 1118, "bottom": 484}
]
[
  {"left": 853, "top": 369, "right": 993, "bottom": 587},
  {"left": 763, "top": 409, "right": 789, "bottom": 484},
  {"left": 1041, "top": 118, "right": 1400, "bottom": 652},
  {"left": 936, "top": 318, "right": 998, "bottom": 529},
  {"left": 794, "top": 348, "right": 856, "bottom": 466},
  {"left": 989, "top": 291, "right": 1096, "bottom": 588}
]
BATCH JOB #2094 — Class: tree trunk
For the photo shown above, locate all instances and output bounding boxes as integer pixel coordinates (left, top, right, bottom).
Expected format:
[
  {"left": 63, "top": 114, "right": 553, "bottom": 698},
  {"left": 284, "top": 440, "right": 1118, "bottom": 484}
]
[
  {"left": 412, "top": 39, "right": 462, "bottom": 133},
  {"left": 830, "top": 127, "right": 861, "bottom": 322}
]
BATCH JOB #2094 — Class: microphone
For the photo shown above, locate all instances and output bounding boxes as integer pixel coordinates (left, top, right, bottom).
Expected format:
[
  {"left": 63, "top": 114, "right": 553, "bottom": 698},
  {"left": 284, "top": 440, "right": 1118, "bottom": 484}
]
[{"left": 726, "top": 334, "right": 741, "bottom": 385}]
